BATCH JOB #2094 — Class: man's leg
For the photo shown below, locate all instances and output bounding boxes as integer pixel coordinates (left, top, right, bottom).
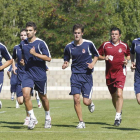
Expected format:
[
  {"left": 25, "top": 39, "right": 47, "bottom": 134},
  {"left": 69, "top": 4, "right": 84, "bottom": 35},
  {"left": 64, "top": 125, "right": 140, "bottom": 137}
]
[
  {"left": 73, "top": 94, "right": 85, "bottom": 128},
  {"left": 22, "top": 87, "right": 32, "bottom": 110},
  {"left": 22, "top": 87, "right": 38, "bottom": 129},
  {"left": 39, "top": 93, "right": 51, "bottom": 128},
  {"left": 73, "top": 94, "right": 83, "bottom": 121},
  {"left": 111, "top": 91, "right": 117, "bottom": 109},
  {"left": 83, "top": 98, "right": 95, "bottom": 113},
  {"left": 111, "top": 88, "right": 123, "bottom": 126},
  {"left": 116, "top": 88, "right": 123, "bottom": 113},
  {"left": 17, "top": 96, "right": 23, "bottom": 105},
  {"left": 136, "top": 93, "right": 140, "bottom": 104},
  {"left": 11, "top": 92, "right": 15, "bottom": 101},
  {"left": 35, "top": 91, "right": 42, "bottom": 108}
]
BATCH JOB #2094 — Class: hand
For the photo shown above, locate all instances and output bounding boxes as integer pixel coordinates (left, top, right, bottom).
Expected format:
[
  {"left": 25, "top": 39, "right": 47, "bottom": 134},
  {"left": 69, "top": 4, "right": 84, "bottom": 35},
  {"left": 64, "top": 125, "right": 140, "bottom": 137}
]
[
  {"left": 0, "top": 66, "right": 2, "bottom": 71},
  {"left": 123, "top": 60, "right": 128, "bottom": 66},
  {"left": 62, "top": 61, "right": 69, "bottom": 69},
  {"left": 131, "top": 62, "right": 136, "bottom": 72},
  {"left": 20, "top": 59, "right": 25, "bottom": 66},
  {"left": 30, "top": 46, "right": 36, "bottom": 55},
  {"left": 13, "top": 66, "right": 17, "bottom": 74},
  {"left": 105, "top": 55, "right": 109, "bottom": 61},
  {"left": 87, "top": 63, "right": 94, "bottom": 69}
]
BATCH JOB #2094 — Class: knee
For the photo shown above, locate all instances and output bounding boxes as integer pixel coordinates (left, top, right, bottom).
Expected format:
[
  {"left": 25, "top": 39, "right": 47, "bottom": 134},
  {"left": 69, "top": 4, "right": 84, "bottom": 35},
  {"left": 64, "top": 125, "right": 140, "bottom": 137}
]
[
  {"left": 40, "top": 94, "right": 47, "bottom": 102},
  {"left": 74, "top": 96, "right": 80, "bottom": 105},
  {"left": 23, "top": 94, "right": 30, "bottom": 102},
  {"left": 17, "top": 99, "right": 23, "bottom": 105},
  {"left": 117, "top": 92, "right": 123, "bottom": 98},
  {"left": 18, "top": 101, "right": 23, "bottom": 105},
  {"left": 137, "top": 99, "right": 140, "bottom": 105},
  {"left": 83, "top": 99, "right": 91, "bottom": 106}
]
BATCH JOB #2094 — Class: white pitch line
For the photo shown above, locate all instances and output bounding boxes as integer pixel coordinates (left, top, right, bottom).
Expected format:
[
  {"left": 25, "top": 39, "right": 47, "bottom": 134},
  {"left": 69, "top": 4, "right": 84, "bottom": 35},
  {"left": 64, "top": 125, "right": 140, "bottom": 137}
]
[
  {"left": 0, "top": 131, "right": 139, "bottom": 133},
  {"left": 0, "top": 111, "right": 6, "bottom": 114}
]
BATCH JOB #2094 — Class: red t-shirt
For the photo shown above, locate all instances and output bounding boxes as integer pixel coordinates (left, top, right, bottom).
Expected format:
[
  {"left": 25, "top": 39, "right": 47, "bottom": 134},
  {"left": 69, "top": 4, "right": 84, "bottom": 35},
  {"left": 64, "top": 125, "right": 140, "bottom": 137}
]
[{"left": 98, "top": 41, "right": 130, "bottom": 79}]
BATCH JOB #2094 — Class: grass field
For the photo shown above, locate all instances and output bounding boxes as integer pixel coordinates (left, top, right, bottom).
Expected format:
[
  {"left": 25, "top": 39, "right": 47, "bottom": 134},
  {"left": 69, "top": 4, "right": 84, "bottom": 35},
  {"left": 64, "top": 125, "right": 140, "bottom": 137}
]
[{"left": 0, "top": 99, "right": 140, "bottom": 140}]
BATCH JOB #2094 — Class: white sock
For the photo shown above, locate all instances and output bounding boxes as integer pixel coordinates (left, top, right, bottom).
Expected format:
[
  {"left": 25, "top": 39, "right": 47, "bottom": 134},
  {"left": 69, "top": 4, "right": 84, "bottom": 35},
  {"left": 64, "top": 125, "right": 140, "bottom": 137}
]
[
  {"left": 36, "top": 91, "right": 40, "bottom": 100},
  {"left": 45, "top": 111, "right": 51, "bottom": 120},
  {"left": 37, "top": 99, "right": 41, "bottom": 105},
  {"left": 11, "top": 92, "right": 14, "bottom": 96},
  {"left": 115, "top": 112, "right": 121, "bottom": 120},
  {"left": 16, "top": 100, "right": 19, "bottom": 106},
  {"left": 28, "top": 109, "right": 36, "bottom": 119}
]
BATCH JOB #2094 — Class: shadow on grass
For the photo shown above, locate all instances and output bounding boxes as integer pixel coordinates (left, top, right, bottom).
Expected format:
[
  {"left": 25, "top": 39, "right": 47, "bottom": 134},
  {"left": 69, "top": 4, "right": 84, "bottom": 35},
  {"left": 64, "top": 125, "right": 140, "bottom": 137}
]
[
  {"left": 86, "top": 122, "right": 111, "bottom": 126},
  {"left": 0, "top": 121, "right": 25, "bottom": 129},
  {"left": 52, "top": 124, "right": 76, "bottom": 128},
  {"left": 86, "top": 122, "right": 140, "bottom": 131},
  {"left": 2, "top": 126, "right": 25, "bottom": 129},
  {"left": 103, "top": 126, "right": 140, "bottom": 131},
  {"left": 0, "top": 121, "right": 23, "bottom": 125}
]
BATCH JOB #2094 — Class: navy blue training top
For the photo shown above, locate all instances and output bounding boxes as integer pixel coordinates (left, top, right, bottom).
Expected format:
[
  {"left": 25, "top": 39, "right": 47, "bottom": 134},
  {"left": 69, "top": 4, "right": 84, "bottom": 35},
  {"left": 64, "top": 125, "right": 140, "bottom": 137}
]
[
  {"left": 64, "top": 39, "right": 99, "bottom": 74},
  {"left": 20, "top": 38, "right": 51, "bottom": 81},
  {"left": 0, "top": 43, "right": 12, "bottom": 69},
  {"left": 12, "top": 44, "right": 26, "bottom": 82},
  {"left": 130, "top": 38, "right": 140, "bottom": 73}
]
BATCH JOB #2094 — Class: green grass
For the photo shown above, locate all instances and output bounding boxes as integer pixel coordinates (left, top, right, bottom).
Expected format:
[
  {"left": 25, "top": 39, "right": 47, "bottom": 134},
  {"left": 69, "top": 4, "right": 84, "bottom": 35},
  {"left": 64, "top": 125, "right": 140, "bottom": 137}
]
[{"left": 0, "top": 99, "right": 140, "bottom": 140}]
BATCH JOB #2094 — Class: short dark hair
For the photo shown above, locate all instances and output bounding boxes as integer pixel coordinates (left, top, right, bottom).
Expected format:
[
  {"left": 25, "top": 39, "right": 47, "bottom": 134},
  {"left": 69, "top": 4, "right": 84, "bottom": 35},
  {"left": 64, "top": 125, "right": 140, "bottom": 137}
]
[
  {"left": 73, "top": 24, "right": 84, "bottom": 33},
  {"left": 26, "top": 22, "right": 37, "bottom": 30},
  {"left": 20, "top": 29, "right": 26, "bottom": 33},
  {"left": 110, "top": 27, "right": 121, "bottom": 35}
]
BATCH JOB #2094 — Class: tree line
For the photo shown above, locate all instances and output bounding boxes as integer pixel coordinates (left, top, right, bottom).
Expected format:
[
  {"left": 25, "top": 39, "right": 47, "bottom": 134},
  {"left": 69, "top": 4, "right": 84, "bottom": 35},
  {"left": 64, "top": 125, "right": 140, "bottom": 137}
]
[{"left": 0, "top": 0, "right": 140, "bottom": 58}]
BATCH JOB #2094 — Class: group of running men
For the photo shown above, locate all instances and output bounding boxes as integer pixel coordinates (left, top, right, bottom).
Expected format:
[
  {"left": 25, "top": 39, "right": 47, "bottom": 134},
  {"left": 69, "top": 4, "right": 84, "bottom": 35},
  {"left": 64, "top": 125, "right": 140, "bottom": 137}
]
[{"left": 0, "top": 22, "right": 139, "bottom": 129}]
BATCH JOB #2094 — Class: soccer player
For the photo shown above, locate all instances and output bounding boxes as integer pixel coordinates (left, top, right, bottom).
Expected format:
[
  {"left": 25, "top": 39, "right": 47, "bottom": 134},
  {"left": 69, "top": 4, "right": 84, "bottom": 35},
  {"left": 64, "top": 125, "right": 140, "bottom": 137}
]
[
  {"left": 0, "top": 43, "right": 13, "bottom": 108},
  {"left": 62, "top": 24, "right": 99, "bottom": 129},
  {"left": 20, "top": 22, "right": 51, "bottom": 129},
  {"left": 12, "top": 29, "right": 30, "bottom": 124},
  {"left": 7, "top": 64, "right": 18, "bottom": 102},
  {"left": 98, "top": 27, "right": 130, "bottom": 126},
  {"left": 130, "top": 38, "right": 140, "bottom": 105}
]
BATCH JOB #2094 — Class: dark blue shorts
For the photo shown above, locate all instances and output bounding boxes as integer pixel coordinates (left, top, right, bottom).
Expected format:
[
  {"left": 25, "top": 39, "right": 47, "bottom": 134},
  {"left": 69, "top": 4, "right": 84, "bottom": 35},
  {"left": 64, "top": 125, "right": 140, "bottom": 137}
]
[
  {"left": 16, "top": 83, "right": 23, "bottom": 97},
  {"left": 10, "top": 85, "right": 16, "bottom": 93},
  {"left": 134, "top": 71, "right": 140, "bottom": 94},
  {"left": 70, "top": 73, "right": 93, "bottom": 99},
  {"left": 22, "top": 74, "right": 47, "bottom": 95},
  {"left": 0, "top": 71, "right": 4, "bottom": 93}
]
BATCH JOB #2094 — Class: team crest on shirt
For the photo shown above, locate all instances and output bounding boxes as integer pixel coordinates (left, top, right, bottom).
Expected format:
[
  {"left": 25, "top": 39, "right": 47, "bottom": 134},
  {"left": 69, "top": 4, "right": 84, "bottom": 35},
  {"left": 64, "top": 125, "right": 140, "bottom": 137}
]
[
  {"left": 118, "top": 48, "right": 122, "bottom": 53},
  {"left": 82, "top": 49, "right": 85, "bottom": 53}
]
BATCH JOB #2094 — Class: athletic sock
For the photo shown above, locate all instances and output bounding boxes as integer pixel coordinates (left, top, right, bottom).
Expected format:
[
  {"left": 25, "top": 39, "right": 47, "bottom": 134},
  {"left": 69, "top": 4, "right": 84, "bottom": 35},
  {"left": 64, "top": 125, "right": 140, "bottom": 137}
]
[
  {"left": 45, "top": 110, "right": 51, "bottom": 120},
  {"left": 36, "top": 91, "right": 39, "bottom": 100},
  {"left": 28, "top": 109, "right": 36, "bottom": 119},
  {"left": 115, "top": 112, "right": 121, "bottom": 120},
  {"left": 16, "top": 100, "right": 19, "bottom": 106},
  {"left": 35, "top": 92, "right": 41, "bottom": 105},
  {"left": 37, "top": 99, "right": 41, "bottom": 105}
]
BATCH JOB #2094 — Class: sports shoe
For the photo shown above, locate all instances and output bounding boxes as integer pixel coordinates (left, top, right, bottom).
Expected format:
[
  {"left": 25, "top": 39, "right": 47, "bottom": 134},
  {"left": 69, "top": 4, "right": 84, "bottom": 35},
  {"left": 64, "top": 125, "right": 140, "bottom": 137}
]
[
  {"left": 120, "top": 111, "right": 122, "bottom": 123},
  {"left": 44, "top": 118, "right": 51, "bottom": 128},
  {"left": 28, "top": 118, "right": 38, "bottom": 130},
  {"left": 23, "top": 118, "right": 30, "bottom": 126},
  {"left": 38, "top": 104, "right": 42, "bottom": 108},
  {"left": 88, "top": 102, "right": 95, "bottom": 113},
  {"left": 16, "top": 104, "right": 20, "bottom": 108},
  {"left": 114, "top": 119, "right": 121, "bottom": 126},
  {"left": 76, "top": 122, "right": 85, "bottom": 129},
  {"left": 0, "top": 101, "right": 2, "bottom": 109}
]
